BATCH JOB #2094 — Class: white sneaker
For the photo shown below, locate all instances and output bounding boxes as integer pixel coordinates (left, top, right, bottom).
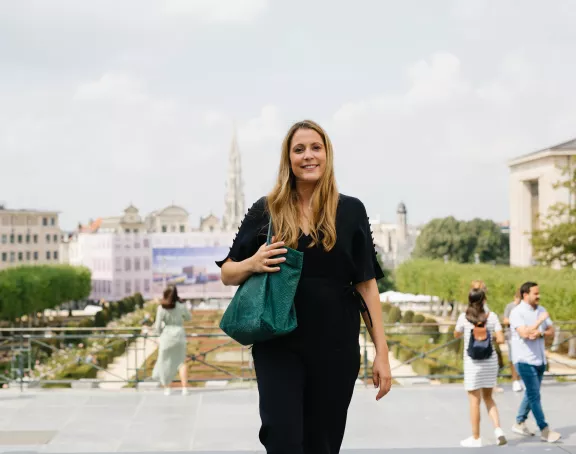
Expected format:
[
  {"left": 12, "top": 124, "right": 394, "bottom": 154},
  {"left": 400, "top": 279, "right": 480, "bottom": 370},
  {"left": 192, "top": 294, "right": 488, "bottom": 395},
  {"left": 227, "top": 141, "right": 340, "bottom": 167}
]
[
  {"left": 460, "top": 436, "right": 482, "bottom": 447},
  {"left": 512, "top": 380, "right": 524, "bottom": 392},
  {"left": 163, "top": 388, "right": 171, "bottom": 396},
  {"left": 495, "top": 428, "right": 507, "bottom": 446},
  {"left": 541, "top": 427, "right": 561, "bottom": 443},
  {"left": 512, "top": 422, "right": 535, "bottom": 436}
]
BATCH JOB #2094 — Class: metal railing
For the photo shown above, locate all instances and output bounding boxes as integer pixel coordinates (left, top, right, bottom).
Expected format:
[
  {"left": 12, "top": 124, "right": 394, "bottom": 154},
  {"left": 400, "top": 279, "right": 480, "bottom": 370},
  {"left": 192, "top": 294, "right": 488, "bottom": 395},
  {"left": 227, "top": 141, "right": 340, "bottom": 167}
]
[{"left": 1, "top": 322, "right": 575, "bottom": 390}]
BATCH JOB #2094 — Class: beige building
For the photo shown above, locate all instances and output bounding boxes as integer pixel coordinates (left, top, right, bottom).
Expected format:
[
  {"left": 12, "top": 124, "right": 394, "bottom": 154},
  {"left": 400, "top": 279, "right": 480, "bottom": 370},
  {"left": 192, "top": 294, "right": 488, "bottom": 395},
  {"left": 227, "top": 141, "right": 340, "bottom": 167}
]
[
  {"left": 0, "top": 205, "right": 62, "bottom": 270},
  {"left": 370, "top": 202, "right": 420, "bottom": 268},
  {"left": 508, "top": 138, "right": 576, "bottom": 267},
  {"left": 145, "top": 205, "right": 190, "bottom": 233}
]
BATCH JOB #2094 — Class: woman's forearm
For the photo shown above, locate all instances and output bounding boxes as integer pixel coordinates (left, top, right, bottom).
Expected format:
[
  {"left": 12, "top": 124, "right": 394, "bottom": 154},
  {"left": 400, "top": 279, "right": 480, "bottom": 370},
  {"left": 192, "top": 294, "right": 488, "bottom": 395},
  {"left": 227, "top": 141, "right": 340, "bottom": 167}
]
[
  {"left": 357, "top": 279, "right": 389, "bottom": 355},
  {"left": 221, "top": 258, "right": 255, "bottom": 286}
]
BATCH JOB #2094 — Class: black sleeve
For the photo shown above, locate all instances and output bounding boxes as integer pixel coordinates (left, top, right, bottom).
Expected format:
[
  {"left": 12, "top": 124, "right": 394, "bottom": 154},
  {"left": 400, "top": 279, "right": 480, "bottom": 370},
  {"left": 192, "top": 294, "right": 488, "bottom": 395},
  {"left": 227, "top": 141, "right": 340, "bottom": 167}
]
[
  {"left": 215, "top": 197, "right": 268, "bottom": 268},
  {"left": 351, "top": 199, "right": 385, "bottom": 284}
]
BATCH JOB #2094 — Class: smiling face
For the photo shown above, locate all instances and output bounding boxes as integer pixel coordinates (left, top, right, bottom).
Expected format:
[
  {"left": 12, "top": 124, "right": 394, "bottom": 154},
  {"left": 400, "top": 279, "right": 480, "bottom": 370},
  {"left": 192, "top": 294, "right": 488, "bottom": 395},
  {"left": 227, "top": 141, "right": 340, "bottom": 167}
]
[{"left": 289, "top": 128, "right": 327, "bottom": 185}]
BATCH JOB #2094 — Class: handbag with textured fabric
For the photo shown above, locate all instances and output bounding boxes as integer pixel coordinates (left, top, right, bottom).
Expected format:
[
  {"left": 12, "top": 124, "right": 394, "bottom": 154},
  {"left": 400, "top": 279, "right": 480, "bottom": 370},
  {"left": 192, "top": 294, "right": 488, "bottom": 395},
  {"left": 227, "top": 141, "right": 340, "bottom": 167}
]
[{"left": 219, "top": 219, "right": 303, "bottom": 346}]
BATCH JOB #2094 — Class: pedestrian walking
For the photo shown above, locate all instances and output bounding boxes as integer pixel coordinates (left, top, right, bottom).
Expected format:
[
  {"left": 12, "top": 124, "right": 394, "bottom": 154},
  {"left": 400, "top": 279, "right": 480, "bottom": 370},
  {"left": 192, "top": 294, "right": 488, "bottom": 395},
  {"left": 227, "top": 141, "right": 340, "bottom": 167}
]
[
  {"left": 509, "top": 282, "right": 561, "bottom": 442},
  {"left": 217, "top": 120, "right": 392, "bottom": 453},
  {"left": 455, "top": 288, "right": 507, "bottom": 447},
  {"left": 152, "top": 286, "right": 192, "bottom": 396},
  {"left": 503, "top": 290, "right": 524, "bottom": 392}
]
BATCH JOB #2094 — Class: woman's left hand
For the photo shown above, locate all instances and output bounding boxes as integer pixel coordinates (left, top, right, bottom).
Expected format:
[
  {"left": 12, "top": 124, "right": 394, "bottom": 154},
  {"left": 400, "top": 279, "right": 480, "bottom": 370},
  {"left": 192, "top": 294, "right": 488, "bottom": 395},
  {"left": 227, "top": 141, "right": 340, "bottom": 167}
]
[{"left": 372, "top": 352, "right": 392, "bottom": 401}]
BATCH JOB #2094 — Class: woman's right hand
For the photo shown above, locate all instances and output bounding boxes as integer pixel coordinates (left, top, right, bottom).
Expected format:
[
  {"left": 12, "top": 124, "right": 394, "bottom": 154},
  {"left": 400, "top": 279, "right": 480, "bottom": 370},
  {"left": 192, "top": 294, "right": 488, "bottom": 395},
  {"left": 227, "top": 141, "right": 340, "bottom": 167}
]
[{"left": 249, "top": 236, "right": 288, "bottom": 273}]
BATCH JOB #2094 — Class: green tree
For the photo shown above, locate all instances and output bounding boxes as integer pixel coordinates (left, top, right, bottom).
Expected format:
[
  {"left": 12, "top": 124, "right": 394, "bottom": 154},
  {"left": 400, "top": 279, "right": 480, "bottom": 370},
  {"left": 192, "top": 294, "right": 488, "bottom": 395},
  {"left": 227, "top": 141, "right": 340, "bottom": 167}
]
[
  {"left": 413, "top": 217, "right": 508, "bottom": 264},
  {"left": 375, "top": 252, "right": 395, "bottom": 293},
  {"left": 531, "top": 157, "right": 576, "bottom": 267}
]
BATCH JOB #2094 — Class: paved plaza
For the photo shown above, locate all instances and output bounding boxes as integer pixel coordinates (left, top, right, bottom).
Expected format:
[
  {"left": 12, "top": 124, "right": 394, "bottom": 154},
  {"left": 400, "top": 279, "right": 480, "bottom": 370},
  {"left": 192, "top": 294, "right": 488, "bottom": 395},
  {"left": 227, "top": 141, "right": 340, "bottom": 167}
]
[{"left": 0, "top": 382, "right": 575, "bottom": 453}]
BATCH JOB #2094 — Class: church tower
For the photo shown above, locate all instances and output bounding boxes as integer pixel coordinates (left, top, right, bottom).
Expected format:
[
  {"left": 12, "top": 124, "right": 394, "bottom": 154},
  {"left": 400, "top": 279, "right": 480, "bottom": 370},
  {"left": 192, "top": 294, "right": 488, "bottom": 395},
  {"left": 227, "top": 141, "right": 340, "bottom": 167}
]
[
  {"left": 222, "top": 128, "right": 245, "bottom": 231},
  {"left": 396, "top": 202, "right": 408, "bottom": 244}
]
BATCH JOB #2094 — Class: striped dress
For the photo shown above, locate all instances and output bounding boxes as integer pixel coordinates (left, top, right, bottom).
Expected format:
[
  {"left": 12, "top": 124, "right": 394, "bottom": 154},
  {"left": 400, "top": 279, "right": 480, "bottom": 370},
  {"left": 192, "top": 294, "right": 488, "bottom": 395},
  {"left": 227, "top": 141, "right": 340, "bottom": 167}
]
[{"left": 455, "top": 312, "right": 502, "bottom": 391}]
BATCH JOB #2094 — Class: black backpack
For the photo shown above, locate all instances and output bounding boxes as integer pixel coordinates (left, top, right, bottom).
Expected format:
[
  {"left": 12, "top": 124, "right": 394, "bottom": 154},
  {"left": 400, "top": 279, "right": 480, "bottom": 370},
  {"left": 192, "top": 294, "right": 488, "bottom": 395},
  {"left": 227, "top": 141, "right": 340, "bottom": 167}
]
[{"left": 467, "top": 321, "right": 493, "bottom": 360}]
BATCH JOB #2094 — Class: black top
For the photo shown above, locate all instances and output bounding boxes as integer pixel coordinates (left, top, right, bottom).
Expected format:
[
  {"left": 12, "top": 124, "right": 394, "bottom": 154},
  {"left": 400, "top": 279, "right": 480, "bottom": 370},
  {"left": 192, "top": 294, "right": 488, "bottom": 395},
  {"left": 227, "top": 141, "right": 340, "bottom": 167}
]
[
  {"left": 216, "top": 194, "right": 384, "bottom": 348},
  {"left": 216, "top": 194, "right": 384, "bottom": 285}
]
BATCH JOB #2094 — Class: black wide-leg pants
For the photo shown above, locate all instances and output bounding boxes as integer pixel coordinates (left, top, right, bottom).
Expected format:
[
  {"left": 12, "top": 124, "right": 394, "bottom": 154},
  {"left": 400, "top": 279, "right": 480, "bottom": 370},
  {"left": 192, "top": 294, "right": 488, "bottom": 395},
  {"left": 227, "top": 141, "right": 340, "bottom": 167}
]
[{"left": 252, "top": 339, "right": 360, "bottom": 454}]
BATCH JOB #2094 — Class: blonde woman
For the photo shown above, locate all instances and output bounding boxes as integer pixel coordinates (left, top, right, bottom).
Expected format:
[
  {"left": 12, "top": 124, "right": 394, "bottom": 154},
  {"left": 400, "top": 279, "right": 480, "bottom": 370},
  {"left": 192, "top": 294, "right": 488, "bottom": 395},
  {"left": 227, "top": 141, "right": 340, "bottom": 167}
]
[
  {"left": 152, "top": 286, "right": 191, "bottom": 396},
  {"left": 217, "top": 120, "right": 392, "bottom": 454}
]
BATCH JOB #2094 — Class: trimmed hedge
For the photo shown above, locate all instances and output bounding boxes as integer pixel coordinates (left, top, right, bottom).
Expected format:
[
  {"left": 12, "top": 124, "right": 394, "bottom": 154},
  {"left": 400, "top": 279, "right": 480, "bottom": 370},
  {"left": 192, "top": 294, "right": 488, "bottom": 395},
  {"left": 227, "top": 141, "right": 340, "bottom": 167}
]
[
  {"left": 0, "top": 265, "right": 91, "bottom": 321},
  {"left": 396, "top": 259, "right": 576, "bottom": 320}
]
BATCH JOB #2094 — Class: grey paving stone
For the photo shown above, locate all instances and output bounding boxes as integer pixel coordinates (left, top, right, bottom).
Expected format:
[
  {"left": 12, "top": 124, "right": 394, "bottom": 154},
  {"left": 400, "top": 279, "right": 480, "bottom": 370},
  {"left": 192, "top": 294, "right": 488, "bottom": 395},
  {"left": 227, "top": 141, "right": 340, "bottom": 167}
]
[
  {"left": 0, "top": 383, "right": 574, "bottom": 452},
  {"left": 0, "top": 431, "right": 56, "bottom": 445}
]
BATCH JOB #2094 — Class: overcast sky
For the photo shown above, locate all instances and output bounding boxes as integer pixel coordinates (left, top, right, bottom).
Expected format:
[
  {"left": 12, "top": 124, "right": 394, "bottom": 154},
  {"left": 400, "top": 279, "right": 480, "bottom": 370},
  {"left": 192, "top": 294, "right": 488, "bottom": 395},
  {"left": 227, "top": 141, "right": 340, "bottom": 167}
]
[{"left": 1, "top": 0, "right": 575, "bottom": 230}]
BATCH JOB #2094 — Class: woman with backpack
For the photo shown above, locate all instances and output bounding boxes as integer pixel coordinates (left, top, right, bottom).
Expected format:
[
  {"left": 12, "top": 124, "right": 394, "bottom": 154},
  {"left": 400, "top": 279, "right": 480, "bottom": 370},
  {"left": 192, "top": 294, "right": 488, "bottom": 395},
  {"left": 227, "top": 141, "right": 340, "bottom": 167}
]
[{"left": 455, "top": 288, "right": 507, "bottom": 447}]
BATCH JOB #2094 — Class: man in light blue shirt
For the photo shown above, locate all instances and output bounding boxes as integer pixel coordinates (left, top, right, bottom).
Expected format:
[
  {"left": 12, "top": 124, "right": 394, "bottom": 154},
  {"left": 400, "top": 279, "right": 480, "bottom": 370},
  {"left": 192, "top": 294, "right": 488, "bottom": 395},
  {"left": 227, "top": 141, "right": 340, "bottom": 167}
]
[{"left": 509, "top": 282, "right": 561, "bottom": 443}]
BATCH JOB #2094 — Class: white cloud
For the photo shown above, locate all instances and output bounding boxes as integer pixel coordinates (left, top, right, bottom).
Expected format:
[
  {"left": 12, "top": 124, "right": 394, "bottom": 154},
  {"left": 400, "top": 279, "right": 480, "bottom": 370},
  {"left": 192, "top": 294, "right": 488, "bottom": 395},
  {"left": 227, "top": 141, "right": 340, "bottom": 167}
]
[
  {"left": 238, "top": 105, "right": 283, "bottom": 146},
  {"left": 75, "top": 72, "right": 148, "bottom": 103},
  {"left": 202, "top": 110, "right": 228, "bottom": 127},
  {"left": 450, "top": 0, "right": 490, "bottom": 19},
  {"left": 164, "top": 0, "right": 268, "bottom": 22}
]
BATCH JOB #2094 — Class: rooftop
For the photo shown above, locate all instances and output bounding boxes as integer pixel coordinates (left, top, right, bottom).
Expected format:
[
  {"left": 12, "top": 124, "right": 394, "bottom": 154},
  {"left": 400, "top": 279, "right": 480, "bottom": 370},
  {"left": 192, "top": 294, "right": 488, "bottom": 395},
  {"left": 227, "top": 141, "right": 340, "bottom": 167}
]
[
  {"left": 508, "top": 137, "right": 576, "bottom": 167},
  {"left": 1, "top": 383, "right": 574, "bottom": 453}
]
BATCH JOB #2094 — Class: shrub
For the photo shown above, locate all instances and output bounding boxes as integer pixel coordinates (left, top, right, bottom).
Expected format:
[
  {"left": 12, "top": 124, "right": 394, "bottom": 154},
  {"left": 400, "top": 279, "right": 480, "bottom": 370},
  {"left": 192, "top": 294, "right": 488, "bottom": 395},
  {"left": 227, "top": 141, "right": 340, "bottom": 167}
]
[
  {"left": 413, "top": 314, "right": 426, "bottom": 324},
  {"left": 411, "top": 358, "right": 433, "bottom": 376},
  {"left": 0, "top": 265, "right": 91, "bottom": 321},
  {"left": 387, "top": 306, "right": 402, "bottom": 324},
  {"left": 401, "top": 310, "right": 415, "bottom": 324},
  {"left": 381, "top": 302, "right": 392, "bottom": 314},
  {"left": 395, "top": 259, "right": 576, "bottom": 320}
]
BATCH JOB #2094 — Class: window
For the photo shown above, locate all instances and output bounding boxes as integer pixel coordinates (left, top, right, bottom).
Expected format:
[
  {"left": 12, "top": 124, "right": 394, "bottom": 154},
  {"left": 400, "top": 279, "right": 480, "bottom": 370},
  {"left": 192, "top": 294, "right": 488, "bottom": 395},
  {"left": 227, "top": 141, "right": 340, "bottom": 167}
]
[
  {"left": 144, "top": 279, "right": 150, "bottom": 292},
  {"left": 54, "top": 251, "right": 59, "bottom": 260},
  {"left": 125, "top": 258, "right": 131, "bottom": 271},
  {"left": 143, "top": 239, "right": 150, "bottom": 248},
  {"left": 33, "top": 234, "right": 38, "bottom": 243},
  {"left": 115, "top": 257, "right": 122, "bottom": 272},
  {"left": 161, "top": 225, "right": 167, "bottom": 233},
  {"left": 10, "top": 252, "right": 15, "bottom": 262},
  {"left": 115, "top": 280, "right": 122, "bottom": 295},
  {"left": 46, "top": 234, "right": 51, "bottom": 243},
  {"left": 1, "top": 234, "right": 6, "bottom": 244},
  {"left": 180, "top": 225, "right": 185, "bottom": 233},
  {"left": 25, "top": 234, "right": 30, "bottom": 243},
  {"left": 135, "top": 279, "right": 141, "bottom": 293},
  {"left": 171, "top": 225, "right": 176, "bottom": 232},
  {"left": 125, "top": 229, "right": 130, "bottom": 234},
  {"left": 33, "top": 252, "right": 38, "bottom": 260},
  {"left": 10, "top": 234, "right": 14, "bottom": 244},
  {"left": 1, "top": 252, "right": 6, "bottom": 262},
  {"left": 134, "top": 258, "right": 140, "bottom": 271},
  {"left": 125, "top": 280, "right": 132, "bottom": 294},
  {"left": 53, "top": 234, "right": 58, "bottom": 243},
  {"left": 143, "top": 257, "right": 150, "bottom": 270},
  {"left": 46, "top": 251, "right": 51, "bottom": 260},
  {"left": 17, "top": 252, "right": 22, "bottom": 261},
  {"left": 26, "top": 251, "right": 31, "bottom": 261},
  {"left": 51, "top": 217, "right": 55, "bottom": 226},
  {"left": 42, "top": 217, "right": 48, "bottom": 226},
  {"left": 17, "top": 234, "right": 22, "bottom": 243},
  {"left": 134, "top": 229, "right": 139, "bottom": 234}
]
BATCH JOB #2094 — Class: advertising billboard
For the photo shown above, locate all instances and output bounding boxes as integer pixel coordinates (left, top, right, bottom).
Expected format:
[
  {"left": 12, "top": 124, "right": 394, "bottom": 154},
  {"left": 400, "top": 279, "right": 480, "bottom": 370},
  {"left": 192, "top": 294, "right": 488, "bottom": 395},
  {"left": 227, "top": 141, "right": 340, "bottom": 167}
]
[{"left": 152, "top": 246, "right": 235, "bottom": 299}]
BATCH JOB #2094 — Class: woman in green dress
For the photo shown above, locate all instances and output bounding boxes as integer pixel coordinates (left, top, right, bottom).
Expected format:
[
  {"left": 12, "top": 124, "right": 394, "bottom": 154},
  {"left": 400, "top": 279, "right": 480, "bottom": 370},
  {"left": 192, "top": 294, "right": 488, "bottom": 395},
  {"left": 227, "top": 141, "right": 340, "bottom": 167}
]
[{"left": 152, "top": 286, "right": 191, "bottom": 395}]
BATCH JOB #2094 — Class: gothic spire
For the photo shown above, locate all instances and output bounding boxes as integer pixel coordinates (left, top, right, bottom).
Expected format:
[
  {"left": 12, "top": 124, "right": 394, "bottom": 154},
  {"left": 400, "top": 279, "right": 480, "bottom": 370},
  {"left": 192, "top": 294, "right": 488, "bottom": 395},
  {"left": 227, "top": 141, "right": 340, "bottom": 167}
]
[{"left": 222, "top": 126, "right": 245, "bottom": 231}]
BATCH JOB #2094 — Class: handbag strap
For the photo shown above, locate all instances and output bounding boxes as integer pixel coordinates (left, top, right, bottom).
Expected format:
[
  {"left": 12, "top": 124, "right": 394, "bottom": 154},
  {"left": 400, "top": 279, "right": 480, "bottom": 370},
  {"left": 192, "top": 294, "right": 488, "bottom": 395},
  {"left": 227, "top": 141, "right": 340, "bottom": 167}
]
[{"left": 266, "top": 217, "right": 273, "bottom": 245}]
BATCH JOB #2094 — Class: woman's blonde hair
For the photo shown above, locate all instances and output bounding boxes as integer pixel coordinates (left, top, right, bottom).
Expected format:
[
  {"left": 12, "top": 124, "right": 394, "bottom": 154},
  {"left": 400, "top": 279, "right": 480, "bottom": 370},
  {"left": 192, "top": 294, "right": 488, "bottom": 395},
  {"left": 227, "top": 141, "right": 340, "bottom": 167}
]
[{"left": 267, "top": 120, "right": 339, "bottom": 251}]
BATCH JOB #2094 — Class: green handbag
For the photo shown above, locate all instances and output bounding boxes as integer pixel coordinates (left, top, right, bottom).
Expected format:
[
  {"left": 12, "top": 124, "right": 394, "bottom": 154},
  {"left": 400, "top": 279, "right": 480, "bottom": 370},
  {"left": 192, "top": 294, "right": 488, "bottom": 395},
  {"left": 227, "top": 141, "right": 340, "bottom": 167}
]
[{"left": 219, "top": 218, "right": 303, "bottom": 346}]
